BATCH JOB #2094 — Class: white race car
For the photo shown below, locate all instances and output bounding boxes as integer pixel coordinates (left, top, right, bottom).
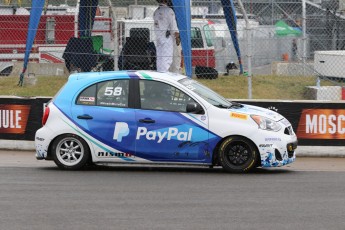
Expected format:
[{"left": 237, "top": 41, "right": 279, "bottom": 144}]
[{"left": 35, "top": 71, "right": 297, "bottom": 172}]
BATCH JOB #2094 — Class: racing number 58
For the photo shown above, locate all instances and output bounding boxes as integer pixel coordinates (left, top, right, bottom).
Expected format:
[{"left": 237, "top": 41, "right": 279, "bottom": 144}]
[{"left": 104, "top": 87, "right": 122, "bottom": 96}]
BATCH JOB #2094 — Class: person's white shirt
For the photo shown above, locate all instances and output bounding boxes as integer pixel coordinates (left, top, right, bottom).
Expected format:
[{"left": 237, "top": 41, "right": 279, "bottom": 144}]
[{"left": 153, "top": 3, "right": 178, "bottom": 43}]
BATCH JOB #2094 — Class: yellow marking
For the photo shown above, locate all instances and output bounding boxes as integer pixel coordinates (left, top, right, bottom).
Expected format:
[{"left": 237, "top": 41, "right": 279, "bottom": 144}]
[{"left": 230, "top": 112, "right": 248, "bottom": 120}]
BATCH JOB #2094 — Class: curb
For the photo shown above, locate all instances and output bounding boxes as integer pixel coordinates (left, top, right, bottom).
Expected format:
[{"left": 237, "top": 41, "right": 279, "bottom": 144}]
[
  {"left": 297, "top": 146, "right": 345, "bottom": 158},
  {"left": 0, "top": 140, "right": 35, "bottom": 151}
]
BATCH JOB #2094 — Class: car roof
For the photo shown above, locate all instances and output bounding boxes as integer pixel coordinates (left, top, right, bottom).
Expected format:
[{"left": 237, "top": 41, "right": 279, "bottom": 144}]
[{"left": 68, "top": 70, "right": 187, "bottom": 85}]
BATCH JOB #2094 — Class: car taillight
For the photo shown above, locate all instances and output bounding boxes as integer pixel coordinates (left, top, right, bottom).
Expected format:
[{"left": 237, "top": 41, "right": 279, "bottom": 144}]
[{"left": 42, "top": 106, "right": 50, "bottom": 126}]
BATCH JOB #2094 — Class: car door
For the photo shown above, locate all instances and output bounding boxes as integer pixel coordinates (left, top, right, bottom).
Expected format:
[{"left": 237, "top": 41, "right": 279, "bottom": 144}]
[
  {"left": 71, "top": 78, "right": 137, "bottom": 159},
  {"left": 134, "top": 79, "right": 211, "bottom": 163}
]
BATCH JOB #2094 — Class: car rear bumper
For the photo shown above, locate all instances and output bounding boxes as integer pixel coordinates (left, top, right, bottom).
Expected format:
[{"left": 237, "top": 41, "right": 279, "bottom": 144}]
[{"left": 35, "top": 126, "right": 54, "bottom": 160}]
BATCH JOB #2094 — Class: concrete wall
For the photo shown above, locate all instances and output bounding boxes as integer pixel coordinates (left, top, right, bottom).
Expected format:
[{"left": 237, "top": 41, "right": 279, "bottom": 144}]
[
  {"left": 271, "top": 62, "right": 315, "bottom": 76},
  {"left": 304, "top": 86, "right": 344, "bottom": 101},
  {"left": 9, "top": 62, "right": 69, "bottom": 77}
]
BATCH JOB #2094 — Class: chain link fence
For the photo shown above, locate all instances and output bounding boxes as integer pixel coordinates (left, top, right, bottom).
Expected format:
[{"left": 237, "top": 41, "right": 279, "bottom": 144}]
[{"left": 0, "top": 0, "right": 344, "bottom": 100}]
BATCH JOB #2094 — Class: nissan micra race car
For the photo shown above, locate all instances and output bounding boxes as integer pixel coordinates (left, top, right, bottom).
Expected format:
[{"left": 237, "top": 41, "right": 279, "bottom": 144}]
[{"left": 35, "top": 71, "right": 297, "bottom": 172}]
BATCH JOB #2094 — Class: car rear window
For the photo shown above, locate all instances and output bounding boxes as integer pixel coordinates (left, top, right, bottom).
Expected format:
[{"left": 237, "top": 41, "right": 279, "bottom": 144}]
[{"left": 76, "top": 80, "right": 129, "bottom": 108}]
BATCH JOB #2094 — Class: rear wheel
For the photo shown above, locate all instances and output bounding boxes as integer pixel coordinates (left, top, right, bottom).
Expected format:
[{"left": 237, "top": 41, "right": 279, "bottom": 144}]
[
  {"left": 218, "top": 136, "right": 258, "bottom": 173},
  {"left": 51, "top": 134, "right": 90, "bottom": 170}
]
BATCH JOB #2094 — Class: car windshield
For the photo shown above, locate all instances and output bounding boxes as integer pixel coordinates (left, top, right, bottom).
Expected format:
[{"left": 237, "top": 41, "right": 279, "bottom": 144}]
[{"left": 179, "top": 78, "right": 233, "bottom": 108}]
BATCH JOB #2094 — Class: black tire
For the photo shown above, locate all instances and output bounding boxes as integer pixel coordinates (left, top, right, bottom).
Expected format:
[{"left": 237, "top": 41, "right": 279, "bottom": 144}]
[
  {"left": 51, "top": 134, "right": 90, "bottom": 170},
  {"left": 218, "top": 136, "right": 258, "bottom": 173}
]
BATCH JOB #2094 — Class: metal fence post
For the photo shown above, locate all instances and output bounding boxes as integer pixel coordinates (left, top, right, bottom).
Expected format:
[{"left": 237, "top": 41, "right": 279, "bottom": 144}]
[
  {"left": 107, "top": 0, "right": 118, "bottom": 71},
  {"left": 302, "top": 0, "right": 307, "bottom": 76},
  {"left": 237, "top": 0, "right": 252, "bottom": 99}
]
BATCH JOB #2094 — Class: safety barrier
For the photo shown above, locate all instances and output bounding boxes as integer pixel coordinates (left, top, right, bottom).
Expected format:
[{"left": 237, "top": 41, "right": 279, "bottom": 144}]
[{"left": 1, "top": 97, "right": 344, "bottom": 148}]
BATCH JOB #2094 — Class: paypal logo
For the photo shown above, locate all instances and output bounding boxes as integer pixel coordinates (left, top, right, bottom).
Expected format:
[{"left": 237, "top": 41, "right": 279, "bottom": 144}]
[
  {"left": 113, "top": 122, "right": 129, "bottom": 142},
  {"left": 113, "top": 122, "right": 193, "bottom": 143},
  {"left": 136, "top": 127, "right": 193, "bottom": 143}
]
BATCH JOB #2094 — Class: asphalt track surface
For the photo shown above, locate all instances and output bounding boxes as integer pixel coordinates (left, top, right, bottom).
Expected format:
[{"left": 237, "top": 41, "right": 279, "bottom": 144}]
[{"left": 1, "top": 150, "right": 345, "bottom": 230}]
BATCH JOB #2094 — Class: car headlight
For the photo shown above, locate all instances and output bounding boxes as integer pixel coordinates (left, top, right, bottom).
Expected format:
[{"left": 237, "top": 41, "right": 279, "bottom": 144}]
[{"left": 251, "top": 115, "right": 282, "bottom": 132}]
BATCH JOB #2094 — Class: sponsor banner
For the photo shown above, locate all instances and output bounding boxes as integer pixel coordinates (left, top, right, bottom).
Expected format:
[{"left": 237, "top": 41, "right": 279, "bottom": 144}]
[
  {"left": 0, "top": 97, "right": 51, "bottom": 140},
  {"left": 297, "top": 109, "right": 345, "bottom": 140},
  {"left": 0, "top": 97, "right": 344, "bottom": 146},
  {"left": 235, "top": 100, "right": 345, "bottom": 146},
  {"left": 0, "top": 104, "right": 30, "bottom": 134}
]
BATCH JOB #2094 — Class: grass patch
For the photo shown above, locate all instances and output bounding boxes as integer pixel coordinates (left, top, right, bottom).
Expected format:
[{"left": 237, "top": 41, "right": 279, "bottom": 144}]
[
  {"left": 0, "top": 76, "right": 67, "bottom": 97},
  {"left": 0, "top": 74, "right": 319, "bottom": 99},
  {"left": 197, "top": 75, "right": 318, "bottom": 100}
]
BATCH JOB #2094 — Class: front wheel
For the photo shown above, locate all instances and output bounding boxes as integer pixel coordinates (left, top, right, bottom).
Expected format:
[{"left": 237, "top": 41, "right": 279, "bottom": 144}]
[
  {"left": 218, "top": 136, "right": 258, "bottom": 173},
  {"left": 51, "top": 134, "right": 90, "bottom": 170}
]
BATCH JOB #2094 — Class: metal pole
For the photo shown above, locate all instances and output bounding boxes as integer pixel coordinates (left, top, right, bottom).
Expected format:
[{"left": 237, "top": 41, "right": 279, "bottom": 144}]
[
  {"left": 302, "top": 0, "right": 307, "bottom": 76},
  {"left": 247, "top": 27, "right": 252, "bottom": 99},
  {"left": 74, "top": 0, "right": 80, "bottom": 38},
  {"left": 237, "top": 0, "right": 252, "bottom": 99},
  {"left": 107, "top": 0, "right": 118, "bottom": 70},
  {"left": 271, "top": 0, "right": 274, "bottom": 25}
]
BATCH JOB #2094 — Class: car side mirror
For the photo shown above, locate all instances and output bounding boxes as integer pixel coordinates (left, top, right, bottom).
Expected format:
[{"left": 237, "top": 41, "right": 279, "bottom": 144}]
[{"left": 186, "top": 102, "right": 204, "bottom": 114}]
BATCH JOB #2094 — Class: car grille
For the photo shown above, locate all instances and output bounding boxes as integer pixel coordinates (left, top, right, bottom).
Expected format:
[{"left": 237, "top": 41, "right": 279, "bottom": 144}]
[
  {"left": 284, "top": 126, "right": 294, "bottom": 135},
  {"left": 275, "top": 149, "right": 283, "bottom": 161}
]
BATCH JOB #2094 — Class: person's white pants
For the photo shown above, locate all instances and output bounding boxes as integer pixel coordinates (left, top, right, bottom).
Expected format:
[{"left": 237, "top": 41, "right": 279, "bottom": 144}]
[
  {"left": 156, "top": 36, "right": 173, "bottom": 72},
  {"left": 169, "top": 41, "right": 182, "bottom": 74}
]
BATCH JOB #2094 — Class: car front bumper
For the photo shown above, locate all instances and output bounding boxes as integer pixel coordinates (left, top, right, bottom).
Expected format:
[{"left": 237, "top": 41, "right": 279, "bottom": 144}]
[{"left": 259, "top": 140, "right": 297, "bottom": 167}]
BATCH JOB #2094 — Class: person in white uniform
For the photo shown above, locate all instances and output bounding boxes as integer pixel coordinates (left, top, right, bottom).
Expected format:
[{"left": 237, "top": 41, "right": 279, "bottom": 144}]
[{"left": 153, "top": 0, "right": 180, "bottom": 73}]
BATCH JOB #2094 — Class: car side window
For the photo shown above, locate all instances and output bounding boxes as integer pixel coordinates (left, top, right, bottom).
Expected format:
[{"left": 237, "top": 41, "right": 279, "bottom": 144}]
[
  {"left": 139, "top": 80, "right": 197, "bottom": 113},
  {"left": 97, "top": 80, "right": 129, "bottom": 107},
  {"left": 76, "top": 80, "right": 129, "bottom": 108},
  {"left": 203, "top": 25, "right": 214, "bottom": 47},
  {"left": 191, "top": 27, "right": 204, "bottom": 48}
]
